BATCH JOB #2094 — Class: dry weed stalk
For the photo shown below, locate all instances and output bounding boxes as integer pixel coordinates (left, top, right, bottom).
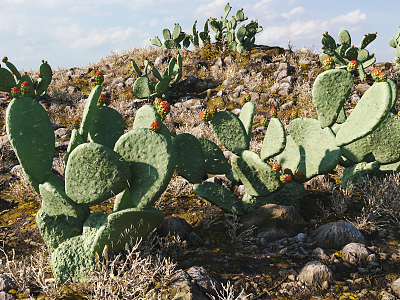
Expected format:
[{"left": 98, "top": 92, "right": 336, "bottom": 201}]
[
  {"left": 209, "top": 281, "right": 251, "bottom": 300},
  {"left": 224, "top": 210, "right": 257, "bottom": 244}
]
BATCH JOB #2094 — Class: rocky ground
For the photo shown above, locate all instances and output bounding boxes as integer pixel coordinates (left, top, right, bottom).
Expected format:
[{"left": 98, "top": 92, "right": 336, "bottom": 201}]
[{"left": 1, "top": 43, "right": 400, "bottom": 299}]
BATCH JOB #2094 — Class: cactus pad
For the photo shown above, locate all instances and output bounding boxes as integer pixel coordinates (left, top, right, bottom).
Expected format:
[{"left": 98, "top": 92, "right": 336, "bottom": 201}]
[
  {"left": 231, "top": 150, "right": 282, "bottom": 196},
  {"left": 312, "top": 68, "right": 353, "bottom": 128},
  {"left": 113, "top": 188, "right": 133, "bottom": 211},
  {"left": 6, "top": 96, "right": 55, "bottom": 183},
  {"left": 172, "top": 133, "right": 205, "bottom": 184},
  {"left": 336, "top": 81, "right": 392, "bottom": 146},
  {"left": 276, "top": 135, "right": 301, "bottom": 173},
  {"left": 193, "top": 182, "right": 244, "bottom": 215},
  {"left": 132, "top": 105, "right": 171, "bottom": 139},
  {"left": 211, "top": 110, "right": 249, "bottom": 155},
  {"left": 239, "top": 101, "right": 255, "bottom": 144},
  {"left": 79, "top": 85, "right": 103, "bottom": 141},
  {"left": 289, "top": 118, "right": 340, "bottom": 179},
  {"left": 88, "top": 106, "right": 125, "bottom": 150},
  {"left": 114, "top": 128, "right": 175, "bottom": 209},
  {"left": 198, "top": 138, "right": 231, "bottom": 174},
  {"left": 65, "top": 143, "right": 132, "bottom": 205},
  {"left": 260, "top": 117, "right": 286, "bottom": 161}
]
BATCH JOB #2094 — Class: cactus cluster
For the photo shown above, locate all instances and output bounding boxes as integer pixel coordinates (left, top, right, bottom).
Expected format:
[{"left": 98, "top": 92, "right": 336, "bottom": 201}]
[
  {"left": 4, "top": 68, "right": 176, "bottom": 283},
  {"left": 0, "top": 57, "right": 52, "bottom": 98},
  {"left": 130, "top": 53, "right": 182, "bottom": 102},
  {"left": 318, "top": 30, "right": 377, "bottom": 81},
  {"left": 150, "top": 3, "right": 262, "bottom": 53}
]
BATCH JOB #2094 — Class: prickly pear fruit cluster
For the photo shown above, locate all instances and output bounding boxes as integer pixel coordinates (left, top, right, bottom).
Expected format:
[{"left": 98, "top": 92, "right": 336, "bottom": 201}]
[
  {"left": 151, "top": 121, "right": 162, "bottom": 133},
  {"left": 347, "top": 60, "right": 358, "bottom": 72},
  {"left": 291, "top": 110, "right": 298, "bottom": 119},
  {"left": 260, "top": 118, "right": 269, "bottom": 126},
  {"left": 154, "top": 98, "right": 163, "bottom": 108},
  {"left": 11, "top": 87, "right": 21, "bottom": 99},
  {"left": 155, "top": 101, "right": 170, "bottom": 121},
  {"left": 240, "top": 93, "right": 251, "bottom": 105},
  {"left": 98, "top": 93, "right": 107, "bottom": 106},
  {"left": 200, "top": 110, "right": 212, "bottom": 122},
  {"left": 20, "top": 81, "right": 30, "bottom": 96},
  {"left": 72, "top": 119, "right": 80, "bottom": 130},
  {"left": 94, "top": 72, "right": 104, "bottom": 86},
  {"left": 322, "top": 56, "right": 335, "bottom": 70},
  {"left": 2, "top": 56, "right": 7, "bottom": 63},
  {"left": 270, "top": 107, "right": 277, "bottom": 118},
  {"left": 283, "top": 168, "right": 292, "bottom": 175}
]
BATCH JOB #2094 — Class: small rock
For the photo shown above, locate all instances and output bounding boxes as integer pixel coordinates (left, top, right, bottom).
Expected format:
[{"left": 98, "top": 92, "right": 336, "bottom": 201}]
[
  {"left": 186, "top": 231, "right": 203, "bottom": 247},
  {"left": 341, "top": 243, "right": 370, "bottom": 265},
  {"left": 0, "top": 291, "right": 16, "bottom": 300},
  {"left": 216, "top": 90, "right": 226, "bottom": 97},
  {"left": 298, "top": 261, "right": 333, "bottom": 287},
  {"left": 154, "top": 55, "right": 168, "bottom": 67},
  {"left": 54, "top": 128, "right": 71, "bottom": 139},
  {"left": 214, "top": 57, "right": 225, "bottom": 68},
  {"left": 234, "top": 85, "right": 247, "bottom": 93},
  {"left": 281, "top": 100, "right": 294, "bottom": 110},
  {"left": 355, "top": 83, "right": 371, "bottom": 94},
  {"left": 186, "top": 266, "right": 222, "bottom": 298},
  {"left": 125, "top": 78, "right": 135, "bottom": 87},
  {"left": 223, "top": 151, "right": 233, "bottom": 161},
  {"left": 280, "top": 76, "right": 295, "bottom": 84},
  {"left": 0, "top": 274, "right": 17, "bottom": 292},
  {"left": 392, "top": 278, "right": 400, "bottom": 297},
  {"left": 380, "top": 291, "right": 397, "bottom": 300},
  {"left": 249, "top": 92, "right": 259, "bottom": 102},
  {"left": 312, "top": 247, "right": 329, "bottom": 260},
  {"left": 156, "top": 217, "right": 192, "bottom": 241},
  {"left": 296, "top": 233, "right": 307, "bottom": 243},
  {"left": 224, "top": 56, "right": 234, "bottom": 64}
]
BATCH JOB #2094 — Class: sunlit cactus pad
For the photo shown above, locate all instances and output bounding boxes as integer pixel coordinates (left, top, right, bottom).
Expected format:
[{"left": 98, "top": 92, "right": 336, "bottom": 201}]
[
  {"left": 6, "top": 96, "right": 55, "bottom": 183},
  {"left": 114, "top": 128, "right": 175, "bottom": 209},
  {"left": 260, "top": 117, "right": 286, "bottom": 161},
  {"left": 65, "top": 143, "right": 132, "bottom": 205}
]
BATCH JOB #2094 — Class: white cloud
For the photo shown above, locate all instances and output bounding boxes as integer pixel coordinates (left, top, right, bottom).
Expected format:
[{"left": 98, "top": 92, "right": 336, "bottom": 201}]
[
  {"left": 257, "top": 20, "right": 328, "bottom": 44},
  {"left": 254, "top": 0, "right": 273, "bottom": 9},
  {"left": 193, "top": 0, "right": 228, "bottom": 19},
  {"left": 331, "top": 9, "right": 366, "bottom": 25},
  {"left": 70, "top": 27, "right": 141, "bottom": 49},
  {"left": 282, "top": 6, "right": 305, "bottom": 19}
]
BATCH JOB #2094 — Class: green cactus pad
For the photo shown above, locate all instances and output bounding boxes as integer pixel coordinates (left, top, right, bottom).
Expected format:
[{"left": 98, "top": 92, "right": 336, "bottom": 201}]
[
  {"left": 37, "top": 205, "right": 90, "bottom": 254},
  {"left": 198, "top": 138, "right": 231, "bottom": 174},
  {"left": 40, "top": 173, "right": 88, "bottom": 219},
  {"left": 65, "top": 143, "right": 132, "bottom": 205},
  {"left": 0, "top": 67, "right": 15, "bottom": 92},
  {"left": 388, "top": 79, "right": 398, "bottom": 111},
  {"left": 239, "top": 101, "right": 255, "bottom": 144},
  {"left": 276, "top": 135, "right": 301, "bottom": 174},
  {"left": 289, "top": 118, "right": 340, "bottom": 179},
  {"left": 338, "top": 30, "right": 351, "bottom": 45},
  {"left": 50, "top": 234, "right": 98, "bottom": 283},
  {"left": 336, "top": 107, "right": 347, "bottom": 124},
  {"left": 342, "top": 161, "right": 379, "bottom": 190},
  {"left": 379, "top": 161, "right": 400, "bottom": 173},
  {"left": 24, "top": 170, "right": 40, "bottom": 194},
  {"left": 6, "top": 96, "right": 55, "bottom": 183},
  {"left": 90, "top": 207, "right": 164, "bottom": 255},
  {"left": 172, "top": 133, "right": 204, "bottom": 184},
  {"left": 260, "top": 117, "right": 286, "bottom": 161},
  {"left": 231, "top": 151, "right": 282, "bottom": 196},
  {"left": 340, "top": 132, "right": 373, "bottom": 163},
  {"left": 79, "top": 85, "right": 102, "bottom": 141},
  {"left": 114, "top": 128, "right": 175, "bottom": 209},
  {"left": 17, "top": 74, "right": 35, "bottom": 98},
  {"left": 312, "top": 68, "right": 353, "bottom": 128},
  {"left": 132, "top": 76, "right": 151, "bottom": 99},
  {"left": 88, "top": 106, "right": 125, "bottom": 150},
  {"left": 151, "top": 37, "right": 163, "bottom": 48},
  {"left": 211, "top": 110, "right": 249, "bottom": 155},
  {"left": 360, "top": 33, "right": 377, "bottom": 49},
  {"left": 336, "top": 81, "right": 392, "bottom": 147},
  {"left": 132, "top": 105, "right": 171, "bottom": 139},
  {"left": 193, "top": 182, "right": 244, "bottom": 215},
  {"left": 65, "top": 129, "right": 84, "bottom": 167},
  {"left": 114, "top": 188, "right": 133, "bottom": 211},
  {"left": 241, "top": 181, "right": 304, "bottom": 212}
]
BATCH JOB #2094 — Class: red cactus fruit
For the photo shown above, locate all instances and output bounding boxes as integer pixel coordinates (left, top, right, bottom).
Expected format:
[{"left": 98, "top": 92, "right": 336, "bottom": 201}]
[
  {"left": 280, "top": 174, "right": 292, "bottom": 183},
  {"left": 72, "top": 119, "right": 80, "bottom": 130},
  {"left": 293, "top": 172, "right": 304, "bottom": 182},
  {"left": 322, "top": 56, "right": 335, "bottom": 70},
  {"left": 260, "top": 118, "right": 269, "bottom": 126},
  {"left": 273, "top": 163, "right": 282, "bottom": 172},
  {"left": 94, "top": 71, "right": 104, "bottom": 86},
  {"left": 210, "top": 106, "right": 217, "bottom": 116},
  {"left": 200, "top": 110, "right": 212, "bottom": 122},
  {"left": 2, "top": 57, "right": 7, "bottom": 63},
  {"left": 240, "top": 96, "right": 250, "bottom": 106},
  {"left": 291, "top": 110, "right": 298, "bottom": 119},
  {"left": 244, "top": 93, "right": 251, "bottom": 101},
  {"left": 151, "top": 121, "right": 162, "bottom": 133},
  {"left": 5, "top": 93, "right": 10, "bottom": 100},
  {"left": 20, "top": 81, "right": 30, "bottom": 96},
  {"left": 105, "top": 96, "right": 111, "bottom": 106},
  {"left": 347, "top": 60, "right": 358, "bottom": 73},
  {"left": 160, "top": 101, "right": 170, "bottom": 113},
  {"left": 98, "top": 93, "right": 107, "bottom": 106},
  {"left": 11, "top": 87, "right": 21, "bottom": 99},
  {"left": 371, "top": 68, "right": 381, "bottom": 81},
  {"left": 270, "top": 107, "right": 277, "bottom": 118}
]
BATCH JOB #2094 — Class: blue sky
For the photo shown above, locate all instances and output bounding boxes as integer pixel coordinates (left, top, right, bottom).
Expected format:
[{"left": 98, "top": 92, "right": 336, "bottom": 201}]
[{"left": 0, "top": 0, "right": 398, "bottom": 71}]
